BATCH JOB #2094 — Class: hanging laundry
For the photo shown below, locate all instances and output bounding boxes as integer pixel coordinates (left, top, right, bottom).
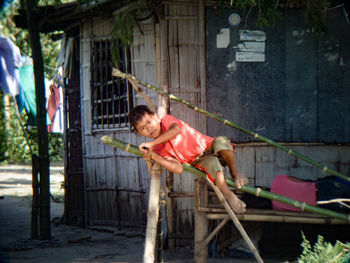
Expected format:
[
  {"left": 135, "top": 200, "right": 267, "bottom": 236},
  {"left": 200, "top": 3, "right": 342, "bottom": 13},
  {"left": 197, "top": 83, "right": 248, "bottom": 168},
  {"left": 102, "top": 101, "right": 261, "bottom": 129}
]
[
  {"left": 47, "top": 82, "right": 63, "bottom": 133},
  {"left": 19, "top": 61, "right": 51, "bottom": 127},
  {"left": 0, "top": 35, "right": 21, "bottom": 96},
  {"left": 19, "top": 63, "right": 36, "bottom": 126},
  {"left": 47, "top": 83, "right": 59, "bottom": 121}
]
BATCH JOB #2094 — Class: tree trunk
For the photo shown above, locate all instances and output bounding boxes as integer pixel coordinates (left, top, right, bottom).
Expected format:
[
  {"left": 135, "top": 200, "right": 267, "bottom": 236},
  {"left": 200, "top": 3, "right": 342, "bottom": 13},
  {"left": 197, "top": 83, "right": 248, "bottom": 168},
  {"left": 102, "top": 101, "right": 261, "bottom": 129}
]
[{"left": 25, "top": 0, "right": 51, "bottom": 239}]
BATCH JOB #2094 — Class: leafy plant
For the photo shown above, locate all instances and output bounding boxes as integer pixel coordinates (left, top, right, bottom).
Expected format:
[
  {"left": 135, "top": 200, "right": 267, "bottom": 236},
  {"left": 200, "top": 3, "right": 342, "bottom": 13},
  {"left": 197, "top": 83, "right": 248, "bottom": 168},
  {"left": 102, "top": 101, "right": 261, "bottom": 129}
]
[
  {"left": 0, "top": 90, "right": 7, "bottom": 161},
  {"left": 110, "top": 0, "right": 148, "bottom": 68},
  {"left": 298, "top": 232, "right": 350, "bottom": 263},
  {"left": 2, "top": 95, "right": 63, "bottom": 164},
  {"left": 0, "top": 0, "right": 61, "bottom": 79},
  {"left": 223, "top": 0, "right": 330, "bottom": 35},
  {"left": 0, "top": 0, "right": 63, "bottom": 164},
  {"left": 109, "top": 0, "right": 332, "bottom": 68}
]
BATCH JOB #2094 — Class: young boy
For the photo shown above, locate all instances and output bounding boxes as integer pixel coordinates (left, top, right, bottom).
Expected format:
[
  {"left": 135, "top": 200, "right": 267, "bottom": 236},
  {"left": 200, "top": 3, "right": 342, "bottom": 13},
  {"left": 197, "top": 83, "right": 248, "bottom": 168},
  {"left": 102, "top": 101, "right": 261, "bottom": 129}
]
[{"left": 129, "top": 105, "right": 248, "bottom": 213}]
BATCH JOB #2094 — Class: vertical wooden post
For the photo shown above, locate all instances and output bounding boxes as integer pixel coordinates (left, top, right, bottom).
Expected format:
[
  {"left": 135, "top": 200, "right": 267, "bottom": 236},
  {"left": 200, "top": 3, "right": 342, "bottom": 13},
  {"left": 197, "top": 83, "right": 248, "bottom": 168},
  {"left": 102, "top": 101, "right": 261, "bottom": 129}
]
[
  {"left": 143, "top": 163, "right": 162, "bottom": 263},
  {"left": 194, "top": 178, "right": 209, "bottom": 263},
  {"left": 158, "top": 6, "right": 175, "bottom": 252},
  {"left": 158, "top": 14, "right": 169, "bottom": 117},
  {"left": 199, "top": 0, "right": 207, "bottom": 133},
  {"left": 26, "top": 0, "right": 51, "bottom": 239},
  {"left": 31, "top": 154, "right": 39, "bottom": 238},
  {"left": 156, "top": 187, "right": 164, "bottom": 263},
  {"left": 194, "top": 3, "right": 209, "bottom": 260},
  {"left": 62, "top": 80, "right": 70, "bottom": 225},
  {"left": 165, "top": 171, "right": 174, "bottom": 250},
  {"left": 143, "top": 15, "right": 170, "bottom": 261}
]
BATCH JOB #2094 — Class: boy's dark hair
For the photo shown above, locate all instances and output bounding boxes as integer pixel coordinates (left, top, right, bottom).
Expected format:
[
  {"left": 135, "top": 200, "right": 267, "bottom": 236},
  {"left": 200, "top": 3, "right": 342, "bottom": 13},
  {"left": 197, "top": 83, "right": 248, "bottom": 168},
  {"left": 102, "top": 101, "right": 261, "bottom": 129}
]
[{"left": 129, "top": 105, "right": 155, "bottom": 131}]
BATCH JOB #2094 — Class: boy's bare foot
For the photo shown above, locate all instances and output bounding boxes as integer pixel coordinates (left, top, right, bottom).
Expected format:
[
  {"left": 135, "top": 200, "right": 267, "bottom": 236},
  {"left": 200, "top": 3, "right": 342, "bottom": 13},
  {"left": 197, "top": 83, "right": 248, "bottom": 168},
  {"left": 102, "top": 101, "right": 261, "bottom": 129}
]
[
  {"left": 226, "top": 192, "right": 246, "bottom": 214},
  {"left": 232, "top": 171, "right": 248, "bottom": 189}
]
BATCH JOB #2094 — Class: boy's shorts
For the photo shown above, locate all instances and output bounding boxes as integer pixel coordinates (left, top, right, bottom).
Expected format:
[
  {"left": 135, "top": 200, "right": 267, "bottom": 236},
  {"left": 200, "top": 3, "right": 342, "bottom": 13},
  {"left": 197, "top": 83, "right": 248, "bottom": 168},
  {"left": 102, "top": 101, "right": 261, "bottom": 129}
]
[{"left": 191, "top": 136, "right": 234, "bottom": 183}]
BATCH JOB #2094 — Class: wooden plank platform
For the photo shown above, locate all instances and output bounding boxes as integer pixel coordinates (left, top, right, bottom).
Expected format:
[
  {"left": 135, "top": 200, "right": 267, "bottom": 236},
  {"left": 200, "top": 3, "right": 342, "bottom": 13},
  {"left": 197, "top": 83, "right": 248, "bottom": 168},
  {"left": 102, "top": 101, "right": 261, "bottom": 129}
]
[{"left": 199, "top": 207, "right": 350, "bottom": 225}]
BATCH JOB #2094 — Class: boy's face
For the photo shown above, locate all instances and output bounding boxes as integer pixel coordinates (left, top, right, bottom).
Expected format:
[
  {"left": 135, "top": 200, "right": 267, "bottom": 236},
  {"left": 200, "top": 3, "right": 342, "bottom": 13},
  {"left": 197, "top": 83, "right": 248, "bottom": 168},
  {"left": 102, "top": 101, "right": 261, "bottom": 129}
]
[{"left": 134, "top": 113, "right": 161, "bottom": 138}]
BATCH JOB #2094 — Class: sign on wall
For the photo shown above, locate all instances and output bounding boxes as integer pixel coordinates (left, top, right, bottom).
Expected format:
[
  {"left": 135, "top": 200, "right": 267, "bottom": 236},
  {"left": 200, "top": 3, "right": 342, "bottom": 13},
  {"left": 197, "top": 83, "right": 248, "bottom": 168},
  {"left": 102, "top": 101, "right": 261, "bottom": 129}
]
[{"left": 236, "top": 30, "right": 266, "bottom": 62}]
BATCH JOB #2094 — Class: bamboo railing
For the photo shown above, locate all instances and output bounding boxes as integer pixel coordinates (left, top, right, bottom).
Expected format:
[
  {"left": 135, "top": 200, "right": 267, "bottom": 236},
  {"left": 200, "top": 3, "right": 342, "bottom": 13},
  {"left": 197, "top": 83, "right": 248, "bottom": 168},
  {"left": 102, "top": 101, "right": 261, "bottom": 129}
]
[
  {"left": 112, "top": 68, "right": 350, "bottom": 183},
  {"left": 101, "top": 136, "right": 350, "bottom": 223}
]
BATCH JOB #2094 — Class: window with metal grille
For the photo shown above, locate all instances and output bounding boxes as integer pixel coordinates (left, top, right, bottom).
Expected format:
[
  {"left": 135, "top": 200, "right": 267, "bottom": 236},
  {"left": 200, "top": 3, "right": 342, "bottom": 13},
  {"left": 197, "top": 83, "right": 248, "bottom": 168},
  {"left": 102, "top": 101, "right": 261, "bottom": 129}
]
[{"left": 90, "top": 38, "right": 133, "bottom": 130}]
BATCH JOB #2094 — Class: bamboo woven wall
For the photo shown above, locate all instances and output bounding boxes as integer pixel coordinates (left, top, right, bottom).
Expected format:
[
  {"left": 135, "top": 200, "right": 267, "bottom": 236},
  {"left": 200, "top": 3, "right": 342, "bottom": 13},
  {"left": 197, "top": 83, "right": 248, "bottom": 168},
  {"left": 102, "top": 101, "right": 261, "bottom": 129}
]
[
  {"left": 80, "top": 17, "right": 152, "bottom": 227},
  {"left": 234, "top": 144, "right": 350, "bottom": 187},
  {"left": 166, "top": 1, "right": 205, "bottom": 240},
  {"left": 77, "top": 1, "right": 350, "bottom": 241},
  {"left": 78, "top": 0, "right": 207, "bottom": 238}
]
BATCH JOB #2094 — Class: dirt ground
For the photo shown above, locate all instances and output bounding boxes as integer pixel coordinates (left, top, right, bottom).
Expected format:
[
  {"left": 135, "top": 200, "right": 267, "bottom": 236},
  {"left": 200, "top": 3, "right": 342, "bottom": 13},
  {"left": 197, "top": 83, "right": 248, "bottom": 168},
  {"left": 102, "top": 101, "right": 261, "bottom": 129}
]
[{"left": 0, "top": 163, "right": 290, "bottom": 263}]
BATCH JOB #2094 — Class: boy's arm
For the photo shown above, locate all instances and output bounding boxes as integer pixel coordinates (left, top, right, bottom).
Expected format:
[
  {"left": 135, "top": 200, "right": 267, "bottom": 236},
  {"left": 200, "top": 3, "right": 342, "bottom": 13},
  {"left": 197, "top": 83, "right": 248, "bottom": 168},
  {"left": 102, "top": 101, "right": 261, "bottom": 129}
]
[
  {"left": 140, "top": 123, "right": 180, "bottom": 151},
  {"left": 147, "top": 150, "right": 183, "bottom": 174}
]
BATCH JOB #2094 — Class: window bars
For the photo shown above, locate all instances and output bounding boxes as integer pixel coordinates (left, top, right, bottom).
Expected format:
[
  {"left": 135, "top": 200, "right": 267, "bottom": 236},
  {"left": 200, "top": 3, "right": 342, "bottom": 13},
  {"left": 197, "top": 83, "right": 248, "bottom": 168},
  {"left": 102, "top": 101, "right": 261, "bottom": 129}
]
[{"left": 90, "top": 38, "right": 133, "bottom": 130}]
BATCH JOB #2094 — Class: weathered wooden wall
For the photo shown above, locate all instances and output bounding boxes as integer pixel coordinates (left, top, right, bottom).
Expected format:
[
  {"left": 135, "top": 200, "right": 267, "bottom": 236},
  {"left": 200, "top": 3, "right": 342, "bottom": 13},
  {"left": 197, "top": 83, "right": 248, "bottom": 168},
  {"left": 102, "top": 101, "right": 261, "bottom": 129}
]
[
  {"left": 78, "top": 0, "right": 207, "bottom": 241},
  {"left": 80, "top": 17, "right": 153, "bottom": 227},
  {"left": 78, "top": 1, "right": 350, "bottom": 243},
  {"left": 166, "top": 1, "right": 206, "bottom": 241},
  {"left": 235, "top": 144, "right": 350, "bottom": 187}
]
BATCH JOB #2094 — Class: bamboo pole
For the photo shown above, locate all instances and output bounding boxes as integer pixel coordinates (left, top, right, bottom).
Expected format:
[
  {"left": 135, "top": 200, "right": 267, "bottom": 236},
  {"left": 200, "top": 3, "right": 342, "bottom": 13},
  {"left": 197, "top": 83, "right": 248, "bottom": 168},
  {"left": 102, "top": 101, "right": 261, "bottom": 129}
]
[
  {"left": 143, "top": 162, "right": 162, "bottom": 263},
  {"left": 142, "top": 27, "right": 170, "bottom": 262},
  {"left": 100, "top": 136, "right": 350, "bottom": 223},
  {"left": 158, "top": 13, "right": 175, "bottom": 252},
  {"left": 206, "top": 178, "right": 264, "bottom": 263},
  {"left": 111, "top": 69, "right": 350, "bottom": 183}
]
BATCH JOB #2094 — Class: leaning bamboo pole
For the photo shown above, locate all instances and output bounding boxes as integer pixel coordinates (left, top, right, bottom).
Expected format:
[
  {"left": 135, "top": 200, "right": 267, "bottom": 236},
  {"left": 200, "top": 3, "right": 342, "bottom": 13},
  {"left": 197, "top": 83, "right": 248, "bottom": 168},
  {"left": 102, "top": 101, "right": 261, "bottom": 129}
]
[
  {"left": 100, "top": 136, "right": 350, "bottom": 223},
  {"left": 111, "top": 69, "right": 350, "bottom": 183},
  {"left": 206, "top": 178, "right": 264, "bottom": 263}
]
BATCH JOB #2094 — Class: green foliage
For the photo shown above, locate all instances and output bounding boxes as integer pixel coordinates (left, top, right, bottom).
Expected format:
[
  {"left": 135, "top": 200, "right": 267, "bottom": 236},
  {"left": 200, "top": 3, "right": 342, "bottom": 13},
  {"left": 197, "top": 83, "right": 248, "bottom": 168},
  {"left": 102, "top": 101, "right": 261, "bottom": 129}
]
[
  {"left": 0, "top": 90, "right": 7, "bottom": 161},
  {"left": 298, "top": 232, "right": 350, "bottom": 263},
  {"left": 225, "top": 0, "right": 330, "bottom": 35},
  {"left": 0, "top": 0, "right": 63, "bottom": 164},
  {"left": 109, "top": 0, "right": 331, "bottom": 67},
  {"left": 4, "top": 96, "right": 63, "bottom": 164},
  {"left": 110, "top": 0, "right": 147, "bottom": 67},
  {"left": 0, "top": 0, "right": 61, "bottom": 79},
  {"left": 111, "top": 11, "right": 137, "bottom": 67},
  {"left": 304, "top": 0, "right": 329, "bottom": 35}
]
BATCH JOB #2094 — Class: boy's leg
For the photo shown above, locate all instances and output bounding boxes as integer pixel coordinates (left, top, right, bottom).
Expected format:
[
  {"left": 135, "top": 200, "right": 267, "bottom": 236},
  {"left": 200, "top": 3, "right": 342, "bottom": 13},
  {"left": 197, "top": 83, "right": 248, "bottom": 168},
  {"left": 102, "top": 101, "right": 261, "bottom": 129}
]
[
  {"left": 219, "top": 150, "right": 248, "bottom": 189},
  {"left": 215, "top": 171, "right": 246, "bottom": 213}
]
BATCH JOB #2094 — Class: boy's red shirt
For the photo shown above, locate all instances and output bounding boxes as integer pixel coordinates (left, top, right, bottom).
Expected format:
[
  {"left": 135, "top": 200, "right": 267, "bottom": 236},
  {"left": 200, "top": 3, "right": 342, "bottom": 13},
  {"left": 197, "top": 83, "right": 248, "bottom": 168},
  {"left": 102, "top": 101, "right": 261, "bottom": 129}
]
[{"left": 152, "top": 115, "right": 214, "bottom": 164}]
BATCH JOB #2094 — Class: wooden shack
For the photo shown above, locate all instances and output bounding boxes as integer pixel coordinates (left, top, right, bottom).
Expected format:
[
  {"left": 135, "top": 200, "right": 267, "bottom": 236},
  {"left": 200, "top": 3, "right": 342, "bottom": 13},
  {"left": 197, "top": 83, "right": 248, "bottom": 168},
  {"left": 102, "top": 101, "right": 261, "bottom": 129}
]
[{"left": 15, "top": 0, "right": 350, "bottom": 248}]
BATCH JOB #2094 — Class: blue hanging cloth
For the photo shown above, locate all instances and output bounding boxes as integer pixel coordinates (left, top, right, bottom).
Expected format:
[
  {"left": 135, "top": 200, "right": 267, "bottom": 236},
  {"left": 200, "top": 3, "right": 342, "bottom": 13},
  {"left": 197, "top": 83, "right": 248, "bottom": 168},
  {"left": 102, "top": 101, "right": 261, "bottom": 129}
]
[{"left": 0, "top": 35, "right": 21, "bottom": 96}]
